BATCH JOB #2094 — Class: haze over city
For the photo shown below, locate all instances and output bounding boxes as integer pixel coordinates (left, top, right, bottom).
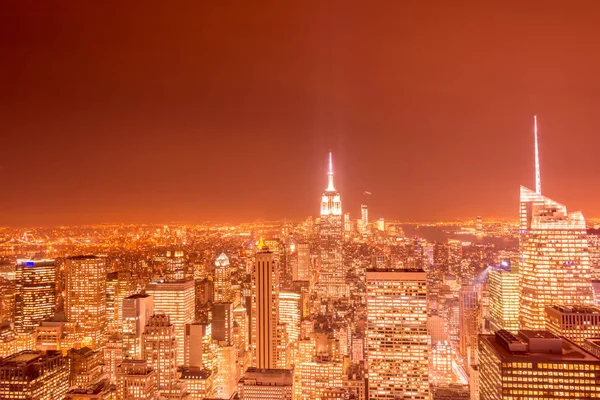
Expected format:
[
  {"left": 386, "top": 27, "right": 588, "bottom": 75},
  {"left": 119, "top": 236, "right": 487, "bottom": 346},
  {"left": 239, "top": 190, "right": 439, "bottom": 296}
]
[{"left": 2, "top": 1, "right": 600, "bottom": 226}]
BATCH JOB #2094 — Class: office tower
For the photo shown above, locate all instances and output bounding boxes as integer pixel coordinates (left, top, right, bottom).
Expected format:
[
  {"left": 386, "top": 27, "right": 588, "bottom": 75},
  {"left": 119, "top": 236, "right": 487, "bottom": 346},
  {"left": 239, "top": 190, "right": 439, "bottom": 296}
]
[
  {"left": 67, "top": 347, "right": 105, "bottom": 389},
  {"left": 0, "top": 277, "right": 15, "bottom": 325},
  {"left": 116, "top": 359, "right": 155, "bottom": 400},
  {"left": 361, "top": 204, "right": 368, "bottom": 230},
  {"left": 488, "top": 264, "right": 519, "bottom": 333},
  {"left": 106, "top": 271, "right": 135, "bottom": 333},
  {"left": 376, "top": 218, "right": 385, "bottom": 232},
  {"left": 519, "top": 186, "right": 593, "bottom": 329},
  {"left": 447, "top": 239, "right": 462, "bottom": 280},
  {"left": 184, "top": 322, "right": 213, "bottom": 370},
  {"left": 212, "top": 302, "right": 233, "bottom": 345},
  {"left": 146, "top": 279, "right": 195, "bottom": 366},
  {"left": 278, "top": 291, "right": 301, "bottom": 345},
  {"left": 344, "top": 212, "right": 351, "bottom": 232},
  {"left": 165, "top": 250, "right": 185, "bottom": 280},
  {"left": 0, "top": 350, "right": 69, "bottom": 399},
  {"left": 214, "top": 253, "right": 232, "bottom": 302},
  {"left": 233, "top": 304, "right": 250, "bottom": 379},
  {"left": 545, "top": 305, "right": 600, "bottom": 345},
  {"left": 475, "top": 215, "right": 483, "bottom": 235},
  {"left": 251, "top": 241, "right": 279, "bottom": 369},
  {"left": 296, "top": 243, "right": 310, "bottom": 282},
  {"left": 275, "top": 323, "right": 291, "bottom": 369},
  {"left": 317, "top": 152, "right": 346, "bottom": 298},
  {"left": 64, "top": 379, "right": 114, "bottom": 399},
  {"left": 297, "top": 358, "right": 343, "bottom": 399},
  {"left": 14, "top": 259, "right": 56, "bottom": 334},
  {"left": 0, "top": 323, "right": 16, "bottom": 358},
  {"left": 238, "top": 368, "right": 294, "bottom": 400},
  {"left": 459, "top": 285, "right": 479, "bottom": 368},
  {"left": 179, "top": 367, "right": 214, "bottom": 400},
  {"left": 519, "top": 118, "right": 593, "bottom": 329},
  {"left": 479, "top": 330, "right": 600, "bottom": 400},
  {"left": 143, "top": 313, "right": 177, "bottom": 393},
  {"left": 214, "top": 345, "right": 237, "bottom": 398},
  {"left": 430, "top": 341, "right": 454, "bottom": 385},
  {"left": 65, "top": 255, "right": 107, "bottom": 349},
  {"left": 103, "top": 334, "right": 123, "bottom": 385},
  {"left": 122, "top": 293, "right": 154, "bottom": 359},
  {"left": 366, "top": 268, "right": 429, "bottom": 400}
]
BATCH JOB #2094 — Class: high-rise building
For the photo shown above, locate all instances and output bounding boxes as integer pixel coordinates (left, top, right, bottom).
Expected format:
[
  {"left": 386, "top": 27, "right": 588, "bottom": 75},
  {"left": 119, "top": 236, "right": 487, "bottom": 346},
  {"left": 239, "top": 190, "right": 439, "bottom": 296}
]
[
  {"left": 212, "top": 302, "right": 233, "bottom": 345},
  {"left": 479, "top": 330, "right": 600, "bottom": 400},
  {"left": 459, "top": 284, "right": 479, "bottom": 368},
  {"left": 488, "top": 264, "right": 519, "bottom": 333},
  {"left": 430, "top": 341, "right": 454, "bottom": 385},
  {"left": 14, "top": 259, "right": 56, "bottom": 334},
  {"left": 67, "top": 346, "right": 105, "bottom": 389},
  {"left": 103, "top": 334, "right": 123, "bottom": 385},
  {"left": 519, "top": 119, "right": 593, "bottom": 329},
  {"left": 519, "top": 186, "right": 594, "bottom": 329},
  {"left": 366, "top": 268, "right": 429, "bottom": 399},
  {"left": 296, "top": 358, "right": 343, "bottom": 399},
  {"left": 251, "top": 241, "right": 279, "bottom": 369},
  {"left": 0, "top": 350, "right": 69, "bottom": 399},
  {"left": 146, "top": 280, "right": 195, "bottom": 366},
  {"left": 278, "top": 291, "right": 300, "bottom": 345},
  {"left": 143, "top": 313, "right": 177, "bottom": 393},
  {"left": 545, "top": 305, "right": 600, "bottom": 345},
  {"left": 179, "top": 367, "right": 214, "bottom": 399},
  {"left": 65, "top": 255, "right": 107, "bottom": 349},
  {"left": 106, "top": 271, "right": 135, "bottom": 333},
  {"left": 361, "top": 204, "right": 368, "bottom": 230},
  {"left": 317, "top": 152, "right": 346, "bottom": 298},
  {"left": 214, "top": 253, "right": 232, "bottom": 303},
  {"left": 116, "top": 359, "right": 155, "bottom": 400},
  {"left": 238, "top": 368, "right": 294, "bottom": 400},
  {"left": 122, "top": 293, "right": 154, "bottom": 360},
  {"left": 296, "top": 243, "right": 310, "bottom": 282},
  {"left": 165, "top": 250, "right": 185, "bottom": 281}
]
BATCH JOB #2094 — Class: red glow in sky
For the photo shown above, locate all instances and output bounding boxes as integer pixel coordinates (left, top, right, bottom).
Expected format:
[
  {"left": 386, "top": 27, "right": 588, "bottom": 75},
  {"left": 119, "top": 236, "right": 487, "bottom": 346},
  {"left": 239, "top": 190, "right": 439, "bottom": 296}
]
[{"left": 2, "top": 1, "right": 600, "bottom": 226}]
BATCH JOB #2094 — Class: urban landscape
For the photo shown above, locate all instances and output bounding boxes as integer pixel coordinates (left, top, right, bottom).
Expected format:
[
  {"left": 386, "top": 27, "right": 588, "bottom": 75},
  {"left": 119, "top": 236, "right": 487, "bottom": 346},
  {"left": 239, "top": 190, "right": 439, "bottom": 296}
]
[{"left": 3, "top": 2, "right": 600, "bottom": 400}]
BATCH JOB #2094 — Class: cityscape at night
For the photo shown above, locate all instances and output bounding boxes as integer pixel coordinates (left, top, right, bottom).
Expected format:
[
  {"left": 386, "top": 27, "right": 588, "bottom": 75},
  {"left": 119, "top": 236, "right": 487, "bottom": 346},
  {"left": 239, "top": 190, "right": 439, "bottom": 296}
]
[{"left": 2, "top": 2, "right": 600, "bottom": 400}]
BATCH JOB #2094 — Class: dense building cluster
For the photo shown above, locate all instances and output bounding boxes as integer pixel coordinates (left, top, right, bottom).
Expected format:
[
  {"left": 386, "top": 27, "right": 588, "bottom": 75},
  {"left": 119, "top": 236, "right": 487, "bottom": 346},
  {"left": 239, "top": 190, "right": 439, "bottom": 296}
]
[{"left": 1, "top": 144, "right": 600, "bottom": 400}]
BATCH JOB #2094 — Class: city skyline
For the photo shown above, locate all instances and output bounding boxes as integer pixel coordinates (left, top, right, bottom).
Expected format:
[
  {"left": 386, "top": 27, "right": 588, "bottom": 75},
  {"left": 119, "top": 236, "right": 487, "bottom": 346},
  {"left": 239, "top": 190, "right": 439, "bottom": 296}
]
[{"left": 3, "top": 2, "right": 600, "bottom": 226}]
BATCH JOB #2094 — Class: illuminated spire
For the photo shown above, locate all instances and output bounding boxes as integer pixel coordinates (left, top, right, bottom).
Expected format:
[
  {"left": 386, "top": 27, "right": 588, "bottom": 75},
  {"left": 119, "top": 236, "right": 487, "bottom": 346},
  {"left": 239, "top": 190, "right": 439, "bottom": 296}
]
[
  {"left": 326, "top": 152, "right": 336, "bottom": 191},
  {"left": 534, "top": 115, "right": 541, "bottom": 194},
  {"left": 257, "top": 237, "right": 265, "bottom": 250}
]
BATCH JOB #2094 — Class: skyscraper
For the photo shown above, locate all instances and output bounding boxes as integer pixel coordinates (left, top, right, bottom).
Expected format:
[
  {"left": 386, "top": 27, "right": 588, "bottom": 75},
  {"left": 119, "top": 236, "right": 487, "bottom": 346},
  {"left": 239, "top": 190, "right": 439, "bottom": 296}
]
[
  {"left": 212, "top": 302, "right": 233, "bottom": 345},
  {"left": 214, "top": 253, "right": 232, "bottom": 303},
  {"left": 251, "top": 240, "right": 279, "bottom": 369},
  {"left": 459, "top": 284, "right": 479, "bottom": 369},
  {"left": 116, "top": 359, "right": 156, "bottom": 400},
  {"left": 106, "top": 271, "right": 135, "bottom": 333},
  {"left": 488, "top": 264, "right": 519, "bottom": 333},
  {"left": 165, "top": 250, "right": 185, "bottom": 281},
  {"left": 361, "top": 203, "right": 368, "bottom": 230},
  {"left": 14, "top": 259, "right": 56, "bottom": 334},
  {"left": 296, "top": 243, "right": 310, "bottom": 282},
  {"left": 65, "top": 255, "right": 107, "bottom": 349},
  {"left": 146, "top": 280, "right": 195, "bottom": 366},
  {"left": 123, "top": 293, "right": 154, "bottom": 360},
  {"left": 238, "top": 368, "right": 294, "bottom": 400},
  {"left": 143, "top": 313, "right": 177, "bottom": 393},
  {"left": 366, "top": 268, "right": 429, "bottom": 399},
  {"left": 317, "top": 152, "right": 346, "bottom": 298}
]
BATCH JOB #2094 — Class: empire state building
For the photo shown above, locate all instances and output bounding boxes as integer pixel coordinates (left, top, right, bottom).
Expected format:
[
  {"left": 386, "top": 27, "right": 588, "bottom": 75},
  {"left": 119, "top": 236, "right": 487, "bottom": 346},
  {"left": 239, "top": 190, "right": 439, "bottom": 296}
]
[{"left": 316, "top": 152, "right": 347, "bottom": 298}]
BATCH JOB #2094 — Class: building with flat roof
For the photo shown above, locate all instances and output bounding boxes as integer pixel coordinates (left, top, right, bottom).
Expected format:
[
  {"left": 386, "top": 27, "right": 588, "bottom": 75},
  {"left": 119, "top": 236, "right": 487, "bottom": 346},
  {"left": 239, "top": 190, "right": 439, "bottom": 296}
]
[
  {"left": 545, "top": 305, "right": 600, "bottom": 345},
  {"left": 0, "top": 350, "right": 69, "bottom": 399},
  {"left": 238, "top": 368, "right": 293, "bottom": 399},
  {"left": 479, "top": 330, "right": 600, "bottom": 399}
]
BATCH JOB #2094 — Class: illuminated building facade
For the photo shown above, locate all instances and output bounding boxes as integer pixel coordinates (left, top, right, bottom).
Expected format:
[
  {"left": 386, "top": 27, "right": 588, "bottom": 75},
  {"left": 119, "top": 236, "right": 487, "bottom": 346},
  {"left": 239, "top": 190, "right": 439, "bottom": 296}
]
[
  {"left": 143, "top": 313, "right": 177, "bottom": 393},
  {"left": 14, "top": 259, "right": 56, "bottom": 334},
  {"left": 122, "top": 293, "right": 154, "bottom": 360},
  {"left": 146, "top": 280, "right": 195, "bottom": 366},
  {"left": 278, "top": 291, "right": 300, "bottom": 345},
  {"left": 251, "top": 242, "right": 279, "bottom": 369},
  {"left": 430, "top": 341, "right": 454, "bottom": 385},
  {"left": 0, "top": 350, "right": 69, "bottom": 400},
  {"left": 116, "top": 360, "right": 155, "bottom": 400},
  {"left": 214, "top": 253, "right": 232, "bottom": 302},
  {"left": 296, "top": 243, "right": 310, "bottom": 282},
  {"left": 179, "top": 367, "right": 214, "bottom": 399},
  {"left": 366, "top": 269, "right": 429, "bottom": 399},
  {"left": 165, "top": 250, "right": 185, "bottom": 281},
  {"left": 238, "top": 367, "right": 294, "bottom": 400},
  {"left": 519, "top": 186, "right": 594, "bottom": 329},
  {"left": 479, "top": 330, "right": 600, "bottom": 400},
  {"left": 459, "top": 284, "right": 479, "bottom": 368},
  {"left": 67, "top": 346, "right": 105, "bottom": 389},
  {"left": 65, "top": 255, "right": 107, "bottom": 349},
  {"left": 103, "top": 335, "right": 123, "bottom": 385},
  {"left": 545, "top": 305, "right": 600, "bottom": 345},
  {"left": 106, "top": 271, "right": 134, "bottom": 333},
  {"left": 317, "top": 153, "right": 346, "bottom": 298},
  {"left": 488, "top": 264, "right": 519, "bottom": 333},
  {"left": 296, "top": 358, "right": 343, "bottom": 399}
]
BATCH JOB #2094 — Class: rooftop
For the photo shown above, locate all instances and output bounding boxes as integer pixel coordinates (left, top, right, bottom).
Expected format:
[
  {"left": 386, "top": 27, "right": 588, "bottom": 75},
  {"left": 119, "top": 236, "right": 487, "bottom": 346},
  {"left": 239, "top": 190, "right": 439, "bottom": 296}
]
[{"left": 547, "top": 305, "right": 600, "bottom": 314}]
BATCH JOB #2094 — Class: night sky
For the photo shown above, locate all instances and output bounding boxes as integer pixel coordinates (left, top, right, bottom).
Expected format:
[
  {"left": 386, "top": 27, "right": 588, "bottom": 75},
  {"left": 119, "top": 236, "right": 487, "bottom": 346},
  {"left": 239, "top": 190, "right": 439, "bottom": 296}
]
[{"left": 2, "top": 1, "right": 600, "bottom": 226}]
